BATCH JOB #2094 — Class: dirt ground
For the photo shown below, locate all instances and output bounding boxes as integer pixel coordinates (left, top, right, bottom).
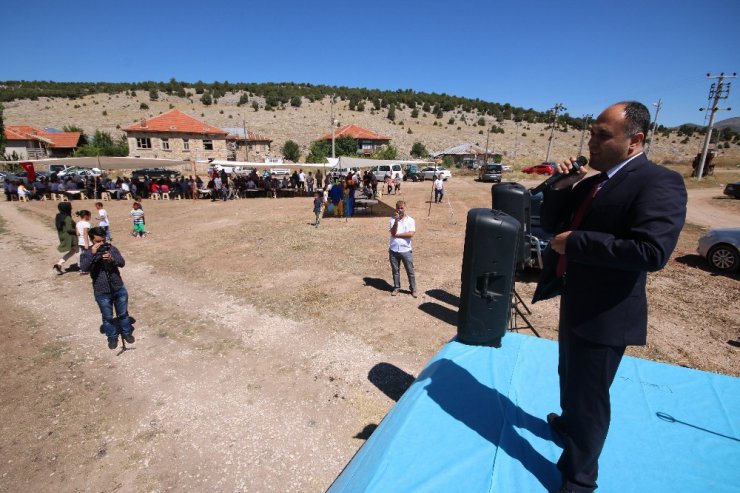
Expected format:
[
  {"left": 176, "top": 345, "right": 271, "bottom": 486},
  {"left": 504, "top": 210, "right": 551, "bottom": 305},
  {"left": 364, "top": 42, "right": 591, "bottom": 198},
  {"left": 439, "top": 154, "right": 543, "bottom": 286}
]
[{"left": 0, "top": 170, "right": 738, "bottom": 492}]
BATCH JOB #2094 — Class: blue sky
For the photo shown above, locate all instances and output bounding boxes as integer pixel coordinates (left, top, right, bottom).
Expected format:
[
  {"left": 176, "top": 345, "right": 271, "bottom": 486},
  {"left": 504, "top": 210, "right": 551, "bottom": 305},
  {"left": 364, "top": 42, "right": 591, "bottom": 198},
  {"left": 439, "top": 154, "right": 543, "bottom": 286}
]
[{"left": 4, "top": 0, "right": 739, "bottom": 126}]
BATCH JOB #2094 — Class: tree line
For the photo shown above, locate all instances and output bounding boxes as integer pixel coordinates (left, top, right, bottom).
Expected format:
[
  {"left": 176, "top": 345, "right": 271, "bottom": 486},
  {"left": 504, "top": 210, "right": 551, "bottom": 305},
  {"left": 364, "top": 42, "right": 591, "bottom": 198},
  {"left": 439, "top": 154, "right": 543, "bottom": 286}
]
[{"left": 0, "top": 79, "right": 578, "bottom": 126}]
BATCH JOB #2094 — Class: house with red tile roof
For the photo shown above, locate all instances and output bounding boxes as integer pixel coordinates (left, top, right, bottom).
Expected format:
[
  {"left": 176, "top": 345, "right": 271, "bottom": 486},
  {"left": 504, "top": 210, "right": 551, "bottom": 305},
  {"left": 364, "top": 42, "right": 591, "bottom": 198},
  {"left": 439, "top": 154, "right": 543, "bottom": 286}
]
[
  {"left": 4, "top": 125, "right": 82, "bottom": 159},
  {"left": 123, "top": 109, "right": 229, "bottom": 161},
  {"left": 317, "top": 124, "right": 391, "bottom": 155}
]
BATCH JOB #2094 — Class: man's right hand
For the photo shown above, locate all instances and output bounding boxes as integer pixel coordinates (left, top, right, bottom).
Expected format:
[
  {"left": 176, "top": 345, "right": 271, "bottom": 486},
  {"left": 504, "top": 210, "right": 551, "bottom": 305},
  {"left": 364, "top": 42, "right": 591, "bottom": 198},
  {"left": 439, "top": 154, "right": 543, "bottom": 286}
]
[{"left": 552, "top": 156, "right": 588, "bottom": 190}]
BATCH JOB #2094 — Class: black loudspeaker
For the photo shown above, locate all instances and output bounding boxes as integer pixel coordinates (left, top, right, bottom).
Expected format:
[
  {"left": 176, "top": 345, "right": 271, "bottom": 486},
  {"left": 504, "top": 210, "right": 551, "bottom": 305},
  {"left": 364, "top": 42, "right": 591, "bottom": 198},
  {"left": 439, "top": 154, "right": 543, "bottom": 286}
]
[
  {"left": 457, "top": 208, "right": 521, "bottom": 347},
  {"left": 491, "top": 182, "right": 531, "bottom": 269}
]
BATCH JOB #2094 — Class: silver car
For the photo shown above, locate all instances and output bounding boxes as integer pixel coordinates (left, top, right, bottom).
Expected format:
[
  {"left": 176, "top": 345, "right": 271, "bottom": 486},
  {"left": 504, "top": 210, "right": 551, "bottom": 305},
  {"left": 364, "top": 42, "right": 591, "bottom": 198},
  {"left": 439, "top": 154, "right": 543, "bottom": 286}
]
[{"left": 697, "top": 228, "right": 740, "bottom": 272}]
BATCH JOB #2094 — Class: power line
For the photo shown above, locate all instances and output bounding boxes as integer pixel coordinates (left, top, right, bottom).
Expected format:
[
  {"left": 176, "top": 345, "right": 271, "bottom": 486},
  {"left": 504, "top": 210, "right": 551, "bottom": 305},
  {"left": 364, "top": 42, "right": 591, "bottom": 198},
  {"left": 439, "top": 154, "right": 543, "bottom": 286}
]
[
  {"left": 644, "top": 99, "right": 662, "bottom": 157},
  {"left": 695, "top": 72, "right": 735, "bottom": 180},
  {"left": 545, "top": 103, "right": 565, "bottom": 163}
]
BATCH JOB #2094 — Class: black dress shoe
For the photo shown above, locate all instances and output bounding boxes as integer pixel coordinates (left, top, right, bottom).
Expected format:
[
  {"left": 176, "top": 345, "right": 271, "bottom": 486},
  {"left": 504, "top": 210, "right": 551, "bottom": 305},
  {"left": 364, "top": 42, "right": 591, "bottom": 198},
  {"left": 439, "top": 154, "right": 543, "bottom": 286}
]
[{"left": 548, "top": 412, "right": 567, "bottom": 439}]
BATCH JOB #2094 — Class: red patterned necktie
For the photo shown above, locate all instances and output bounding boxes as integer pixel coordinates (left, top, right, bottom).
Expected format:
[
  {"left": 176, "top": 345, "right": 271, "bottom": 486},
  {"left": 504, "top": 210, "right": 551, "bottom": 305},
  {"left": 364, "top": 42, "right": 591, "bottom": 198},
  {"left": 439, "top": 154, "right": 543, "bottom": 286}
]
[{"left": 556, "top": 173, "right": 609, "bottom": 277}]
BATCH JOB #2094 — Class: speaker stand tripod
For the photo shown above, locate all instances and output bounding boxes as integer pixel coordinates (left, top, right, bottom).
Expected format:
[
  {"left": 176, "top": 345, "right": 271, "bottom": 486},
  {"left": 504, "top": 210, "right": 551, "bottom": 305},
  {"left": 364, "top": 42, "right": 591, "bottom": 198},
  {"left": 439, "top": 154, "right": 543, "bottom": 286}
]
[{"left": 509, "top": 287, "right": 540, "bottom": 337}]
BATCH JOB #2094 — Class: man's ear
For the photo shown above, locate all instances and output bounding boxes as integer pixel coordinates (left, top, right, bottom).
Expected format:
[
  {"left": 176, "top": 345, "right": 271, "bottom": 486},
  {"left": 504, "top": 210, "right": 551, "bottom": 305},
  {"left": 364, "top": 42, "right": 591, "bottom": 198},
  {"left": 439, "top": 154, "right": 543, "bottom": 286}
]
[{"left": 630, "top": 131, "right": 645, "bottom": 151}]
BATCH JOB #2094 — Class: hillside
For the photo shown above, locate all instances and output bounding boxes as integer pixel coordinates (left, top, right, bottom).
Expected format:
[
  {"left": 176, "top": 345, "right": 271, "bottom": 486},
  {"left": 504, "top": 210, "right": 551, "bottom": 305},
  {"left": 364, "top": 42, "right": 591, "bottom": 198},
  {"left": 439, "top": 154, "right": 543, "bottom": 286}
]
[{"left": 3, "top": 90, "right": 739, "bottom": 166}]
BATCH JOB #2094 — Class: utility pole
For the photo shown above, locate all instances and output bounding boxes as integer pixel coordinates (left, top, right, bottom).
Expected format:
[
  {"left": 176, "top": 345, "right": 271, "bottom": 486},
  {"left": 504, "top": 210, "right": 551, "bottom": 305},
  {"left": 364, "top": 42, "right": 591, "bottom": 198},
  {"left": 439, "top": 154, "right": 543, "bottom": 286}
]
[
  {"left": 513, "top": 120, "right": 521, "bottom": 161},
  {"left": 484, "top": 127, "right": 491, "bottom": 165},
  {"left": 243, "top": 119, "right": 249, "bottom": 162},
  {"left": 644, "top": 99, "right": 662, "bottom": 157},
  {"left": 545, "top": 103, "right": 565, "bottom": 163},
  {"left": 330, "top": 94, "right": 336, "bottom": 159},
  {"left": 577, "top": 114, "right": 592, "bottom": 157},
  {"left": 696, "top": 72, "right": 735, "bottom": 180}
]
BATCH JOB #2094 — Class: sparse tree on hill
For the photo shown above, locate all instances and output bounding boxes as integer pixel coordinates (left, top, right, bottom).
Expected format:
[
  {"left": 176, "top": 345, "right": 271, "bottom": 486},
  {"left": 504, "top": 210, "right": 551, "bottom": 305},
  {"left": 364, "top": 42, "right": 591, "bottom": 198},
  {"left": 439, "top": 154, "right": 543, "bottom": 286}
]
[
  {"left": 149, "top": 89, "right": 159, "bottom": 101},
  {"left": 251, "top": 101, "right": 259, "bottom": 112},
  {"left": 238, "top": 93, "right": 249, "bottom": 106},
  {"left": 357, "top": 102, "right": 365, "bottom": 112},
  {"left": 201, "top": 92, "right": 212, "bottom": 105},
  {"left": 282, "top": 140, "right": 300, "bottom": 162},
  {"left": 290, "top": 96, "right": 302, "bottom": 108},
  {"left": 387, "top": 104, "right": 396, "bottom": 121},
  {"left": 140, "top": 102, "right": 149, "bottom": 110},
  {"left": 410, "top": 142, "right": 429, "bottom": 158}
]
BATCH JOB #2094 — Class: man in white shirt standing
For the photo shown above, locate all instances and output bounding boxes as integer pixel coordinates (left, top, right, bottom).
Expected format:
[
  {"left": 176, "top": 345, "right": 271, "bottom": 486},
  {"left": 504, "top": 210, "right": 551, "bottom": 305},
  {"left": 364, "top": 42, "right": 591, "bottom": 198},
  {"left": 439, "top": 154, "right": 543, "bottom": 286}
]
[
  {"left": 433, "top": 175, "right": 445, "bottom": 203},
  {"left": 389, "top": 200, "right": 417, "bottom": 298}
]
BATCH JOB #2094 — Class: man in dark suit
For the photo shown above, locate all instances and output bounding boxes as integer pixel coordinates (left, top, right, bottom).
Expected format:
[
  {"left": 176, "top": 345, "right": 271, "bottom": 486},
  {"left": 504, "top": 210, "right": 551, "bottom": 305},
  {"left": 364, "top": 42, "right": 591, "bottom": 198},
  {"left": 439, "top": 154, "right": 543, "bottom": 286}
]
[{"left": 532, "top": 101, "right": 687, "bottom": 493}]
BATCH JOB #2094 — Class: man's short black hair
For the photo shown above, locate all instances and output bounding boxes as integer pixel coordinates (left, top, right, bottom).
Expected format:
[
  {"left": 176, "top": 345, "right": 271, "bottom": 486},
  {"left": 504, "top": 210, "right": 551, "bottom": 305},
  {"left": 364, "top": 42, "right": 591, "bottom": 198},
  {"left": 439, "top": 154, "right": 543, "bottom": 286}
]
[
  {"left": 620, "top": 101, "right": 651, "bottom": 141},
  {"left": 88, "top": 226, "right": 107, "bottom": 239}
]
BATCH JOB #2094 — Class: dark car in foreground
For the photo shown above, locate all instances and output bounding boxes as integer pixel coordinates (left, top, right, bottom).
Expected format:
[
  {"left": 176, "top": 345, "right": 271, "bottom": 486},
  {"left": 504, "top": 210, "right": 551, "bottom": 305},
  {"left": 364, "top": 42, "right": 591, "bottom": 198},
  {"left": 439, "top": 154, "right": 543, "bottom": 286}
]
[
  {"left": 697, "top": 228, "right": 740, "bottom": 272},
  {"left": 724, "top": 182, "right": 740, "bottom": 199},
  {"left": 132, "top": 168, "right": 182, "bottom": 180},
  {"left": 522, "top": 163, "right": 557, "bottom": 175}
]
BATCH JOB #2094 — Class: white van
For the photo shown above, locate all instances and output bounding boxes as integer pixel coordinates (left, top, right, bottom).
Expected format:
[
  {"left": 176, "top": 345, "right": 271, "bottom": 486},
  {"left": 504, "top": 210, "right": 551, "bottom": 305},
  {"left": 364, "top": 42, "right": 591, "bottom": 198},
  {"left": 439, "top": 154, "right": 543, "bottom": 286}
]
[{"left": 371, "top": 164, "right": 402, "bottom": 181}]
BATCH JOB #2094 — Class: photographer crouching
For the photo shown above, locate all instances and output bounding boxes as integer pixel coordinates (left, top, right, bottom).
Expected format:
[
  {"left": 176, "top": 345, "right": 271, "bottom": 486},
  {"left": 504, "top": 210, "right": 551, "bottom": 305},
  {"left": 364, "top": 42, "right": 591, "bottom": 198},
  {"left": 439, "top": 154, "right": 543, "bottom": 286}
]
[{"left": 79, "top": 227, "right": 135, "bottom": 350}]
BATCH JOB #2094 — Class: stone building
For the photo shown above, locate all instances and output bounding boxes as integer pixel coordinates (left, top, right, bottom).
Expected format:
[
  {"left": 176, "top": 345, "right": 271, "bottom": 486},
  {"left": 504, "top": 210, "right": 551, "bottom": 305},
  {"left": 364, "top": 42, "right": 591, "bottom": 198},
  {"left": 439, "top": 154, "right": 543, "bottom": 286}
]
[
  {"left": 223, "top": 128, "right": 273, "bottom": 161},
  {"left": 123, "top": 109, "right": 228, "bottom": 161}
]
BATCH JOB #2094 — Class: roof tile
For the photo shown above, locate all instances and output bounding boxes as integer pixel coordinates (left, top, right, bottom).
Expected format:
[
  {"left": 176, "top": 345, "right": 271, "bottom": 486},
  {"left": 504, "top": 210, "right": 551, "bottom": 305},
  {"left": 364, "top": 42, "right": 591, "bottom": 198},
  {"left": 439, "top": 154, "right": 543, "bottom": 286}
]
[{"left": 123, "top": 109, "right": 227, "bottom": 135}]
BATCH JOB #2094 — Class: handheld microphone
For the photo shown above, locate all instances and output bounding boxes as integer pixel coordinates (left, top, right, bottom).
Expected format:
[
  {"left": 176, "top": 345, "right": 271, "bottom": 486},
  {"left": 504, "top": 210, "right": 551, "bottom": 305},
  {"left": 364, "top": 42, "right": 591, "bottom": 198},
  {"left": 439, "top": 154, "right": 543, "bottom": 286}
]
[{"left": 529, "top": 156, "right": 588, "bottom": 195}]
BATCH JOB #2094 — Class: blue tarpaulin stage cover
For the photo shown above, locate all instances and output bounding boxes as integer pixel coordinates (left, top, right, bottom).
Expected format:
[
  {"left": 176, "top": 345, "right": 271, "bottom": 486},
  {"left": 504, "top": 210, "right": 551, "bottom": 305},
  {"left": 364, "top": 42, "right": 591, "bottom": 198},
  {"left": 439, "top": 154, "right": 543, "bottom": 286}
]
[{"left": 330, "top": 333, "right": 740, "bottom": 492}]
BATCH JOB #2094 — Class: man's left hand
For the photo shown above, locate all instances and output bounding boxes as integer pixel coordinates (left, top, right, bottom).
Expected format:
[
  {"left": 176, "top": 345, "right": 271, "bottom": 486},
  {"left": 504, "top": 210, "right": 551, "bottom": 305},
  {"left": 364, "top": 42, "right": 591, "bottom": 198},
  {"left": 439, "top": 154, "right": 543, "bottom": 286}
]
[{"left": 550, "top": 231, "right": 572, "bottom": 254}]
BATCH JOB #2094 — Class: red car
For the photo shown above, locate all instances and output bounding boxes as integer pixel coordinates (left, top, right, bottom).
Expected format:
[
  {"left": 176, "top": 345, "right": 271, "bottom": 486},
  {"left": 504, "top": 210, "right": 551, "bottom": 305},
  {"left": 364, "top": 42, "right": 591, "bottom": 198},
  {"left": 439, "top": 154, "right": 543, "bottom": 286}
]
[{"left": 522, "top": 163, "right": 557, "bottom": 175}]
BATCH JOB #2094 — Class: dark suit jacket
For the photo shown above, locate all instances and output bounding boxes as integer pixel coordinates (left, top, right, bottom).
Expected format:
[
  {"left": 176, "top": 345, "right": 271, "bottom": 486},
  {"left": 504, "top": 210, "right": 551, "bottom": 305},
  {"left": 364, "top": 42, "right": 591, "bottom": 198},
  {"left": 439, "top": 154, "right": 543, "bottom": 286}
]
[{"left": 532, "top": 153, "right": 687, "bottom": 346}]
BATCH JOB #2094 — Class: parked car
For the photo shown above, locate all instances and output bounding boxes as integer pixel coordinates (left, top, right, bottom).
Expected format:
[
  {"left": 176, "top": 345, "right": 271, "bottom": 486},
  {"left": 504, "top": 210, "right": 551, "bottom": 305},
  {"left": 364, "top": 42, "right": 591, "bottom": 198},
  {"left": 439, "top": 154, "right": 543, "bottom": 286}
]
[
  {"left": 723, "top": 181, "right": 740, "bottom": 199},
  {"left": 403, "top": 165, "right": 423, "bottom": 182},
  {"left": 421, "top": 166, "right": 451, "bottom": 181},
  {"left": 522, "top": 163, "right": 557, "bottom": 175},
  {"left": 697, "top": 228, "right": 740, "bottom": 272},
  {"left": 370, "top": 164, "right": 402, "bottom": 181},
  {"left": 58, "top": 167, "right": 104, "bottom": 178},
  {"left": 501, "top": 164, "right": 513, "bottom": 172},
  {"left": 478, "top": 164, "right": 503, "bottom": 183},
  {"left": 131, "top": 168, "right": 181, "bottom": 180}
]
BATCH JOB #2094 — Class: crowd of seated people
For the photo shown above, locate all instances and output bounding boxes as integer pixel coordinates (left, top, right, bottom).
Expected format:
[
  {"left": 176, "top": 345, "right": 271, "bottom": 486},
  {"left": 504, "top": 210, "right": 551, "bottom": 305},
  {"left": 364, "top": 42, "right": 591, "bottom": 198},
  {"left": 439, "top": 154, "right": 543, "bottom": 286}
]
[{"left": 4, "top": 168, "right": 372, "bottom": 202}]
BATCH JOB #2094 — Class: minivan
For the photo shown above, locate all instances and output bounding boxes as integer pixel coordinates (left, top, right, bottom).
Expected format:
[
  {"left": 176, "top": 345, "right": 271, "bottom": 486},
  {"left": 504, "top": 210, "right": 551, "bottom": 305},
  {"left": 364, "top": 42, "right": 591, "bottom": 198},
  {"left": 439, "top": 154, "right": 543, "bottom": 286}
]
[
  {"left": 479, "top": 164, "right": 502, "bottom": 183},
  {"left": 371, "top": 164, "right": 402, "bottom": 181}
]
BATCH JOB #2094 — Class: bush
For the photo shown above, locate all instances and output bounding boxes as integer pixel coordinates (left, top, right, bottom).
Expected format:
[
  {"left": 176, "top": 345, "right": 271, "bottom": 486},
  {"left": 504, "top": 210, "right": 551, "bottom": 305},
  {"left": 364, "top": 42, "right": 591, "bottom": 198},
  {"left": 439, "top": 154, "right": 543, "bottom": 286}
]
[
  {"left": 282, "top": 140, "right": 300, "bottom": 161},
  {"left": 478, "top": 117, "right": 486, "bottom": 126},
  {"left": 411, "top": 108, "right": 419, "bottom": 118},
  {"left": 139, "top": 102, "right": 149, "bottom": 110},
  {"left": 251, "top": 101, "right": 259, "bottom": 112},
  {"left": 410, "top": 142, "right": 429, "bottom": 158},
  {"left": 448, "top": 117, "right": 455, "bottom": 125},
  {"left": 201, "top": 92, "right": 212, "bottom": 105},
  {"left": 387, "top": 104, "right": 396, "bottom": 121},
  {"left": 149, "top": 89, "right": 158, "bottom": 101},
  {"left": 290, "top": 96, "right": 302, "bottom": 108},
  {"left": 237, "top": 93, "right": 249, "bottom": 106}
]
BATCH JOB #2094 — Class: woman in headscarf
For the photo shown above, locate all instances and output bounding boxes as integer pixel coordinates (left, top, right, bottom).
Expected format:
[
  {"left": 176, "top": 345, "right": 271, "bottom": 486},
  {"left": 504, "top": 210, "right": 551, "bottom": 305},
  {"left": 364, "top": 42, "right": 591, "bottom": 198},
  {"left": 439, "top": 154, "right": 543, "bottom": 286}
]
[{"left": 53, "top": 202, "right": 78, "bottom": 275}]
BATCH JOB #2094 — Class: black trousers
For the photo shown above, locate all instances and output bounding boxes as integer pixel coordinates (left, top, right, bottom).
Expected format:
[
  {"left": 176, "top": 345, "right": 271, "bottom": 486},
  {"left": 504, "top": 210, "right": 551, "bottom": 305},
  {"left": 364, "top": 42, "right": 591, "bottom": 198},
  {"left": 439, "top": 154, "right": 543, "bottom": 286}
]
[{"left": 557, "top": 325, "right": 625, "bottom": 492}]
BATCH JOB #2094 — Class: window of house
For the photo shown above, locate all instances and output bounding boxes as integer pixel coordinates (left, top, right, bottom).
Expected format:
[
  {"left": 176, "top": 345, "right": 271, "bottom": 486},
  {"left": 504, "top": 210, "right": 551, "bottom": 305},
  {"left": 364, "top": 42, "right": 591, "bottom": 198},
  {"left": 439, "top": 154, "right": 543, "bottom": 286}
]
[
  {"left": 136, "top": 137, "right": 152, "bottom": 149},
  {"left": 203, "top": 139, "right": 214, "bottom": 150},
  {"left": 183, "top": 138, "right": 190, "bottom": 150},
  {"left": 161, "top": 138, "right": 170, "bottom": 150}
]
